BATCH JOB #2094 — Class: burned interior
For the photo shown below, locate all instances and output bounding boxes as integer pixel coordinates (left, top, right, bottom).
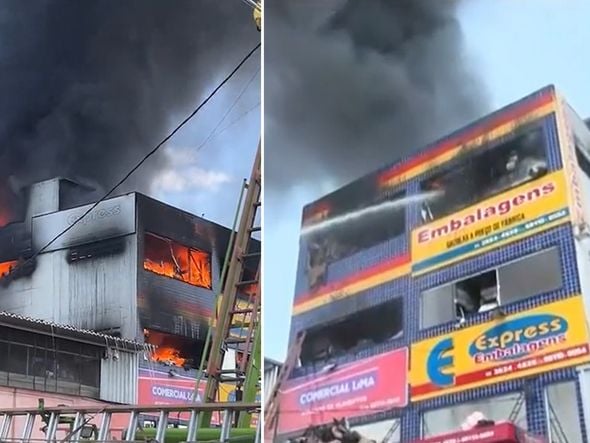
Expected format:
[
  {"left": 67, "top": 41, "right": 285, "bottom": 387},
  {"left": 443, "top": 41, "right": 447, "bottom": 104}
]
[
  {"left": 143, "top": 232, "right": 212, "bottom": 289},
  {"left": 421, "top": 247, "right": 563, "bottom": 328},
  {"left": 304, "top": 176, "right": 406, "bottom": 290},
  {"left": 419, "top": 122, "right": 548, "bottom": 224},
  {"left": 299, "top": 298, "right": 403, "bottom": 365},
  {"left": 144, "top": 329, "right": 205, "bottom": 370}
]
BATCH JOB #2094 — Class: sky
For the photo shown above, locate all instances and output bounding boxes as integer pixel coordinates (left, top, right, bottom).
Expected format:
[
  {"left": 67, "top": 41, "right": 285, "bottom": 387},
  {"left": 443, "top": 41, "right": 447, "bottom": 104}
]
[
  {"left": 155, "top": 54, "right": 261, "bottom": 228},
  {"left": 262, "top": 0, "right": 590, "bottom": 362}
]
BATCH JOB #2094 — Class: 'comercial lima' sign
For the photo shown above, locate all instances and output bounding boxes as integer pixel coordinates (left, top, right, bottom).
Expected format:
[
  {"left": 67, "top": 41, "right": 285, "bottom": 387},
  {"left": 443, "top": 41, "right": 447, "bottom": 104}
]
[
  {"left": 410, "top": 296, "right": 590, "bottom": 402},
  {"left": 277, "top": 348, "right": 408, "bottom": 435},
  {"left": 411, "top": 171, "right": 570, "bottom": 275}
]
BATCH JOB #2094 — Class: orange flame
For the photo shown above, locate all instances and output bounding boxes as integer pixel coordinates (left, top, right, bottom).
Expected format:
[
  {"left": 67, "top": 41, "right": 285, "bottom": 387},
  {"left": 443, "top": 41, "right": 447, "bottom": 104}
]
[
  {"left": 0, "top": 260, "right": 18, "bottom": 278},
  {"left": 151, "top": 346, "right": 186, "bottom": 366},
  {"left": 143, "top": 233, "right": 212, "bottom": 288}
]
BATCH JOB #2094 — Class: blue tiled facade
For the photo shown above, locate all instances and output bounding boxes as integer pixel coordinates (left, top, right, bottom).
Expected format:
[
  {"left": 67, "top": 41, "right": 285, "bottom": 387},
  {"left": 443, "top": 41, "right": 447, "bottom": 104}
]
[{"left": 284, "top": 87, "right": 589, "bottom": 441}]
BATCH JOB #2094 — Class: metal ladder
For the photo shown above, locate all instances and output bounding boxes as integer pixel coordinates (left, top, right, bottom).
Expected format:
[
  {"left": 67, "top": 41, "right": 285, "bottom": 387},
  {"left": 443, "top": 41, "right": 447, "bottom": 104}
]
[
  {"left": 380, "top": 420, "right": 400, "bottom": 443},
  {"left": 198, "top": 142, "right": 262, "bottom": 429},
  {"left": 0, "top": 402, "right": 260, "bottom": 443},
  {"left": 264, "top": 330, "right": 307, "bottom": 440}
]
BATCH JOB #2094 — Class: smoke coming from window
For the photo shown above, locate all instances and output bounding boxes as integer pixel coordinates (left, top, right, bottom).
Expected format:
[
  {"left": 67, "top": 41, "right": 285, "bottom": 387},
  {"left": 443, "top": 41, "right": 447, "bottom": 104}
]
[
  {"left": 0, "top": 0, "right": 257, "bottom": 207},
  {"left": 265, "top": 0, "right": 489, "bottom": 193}
]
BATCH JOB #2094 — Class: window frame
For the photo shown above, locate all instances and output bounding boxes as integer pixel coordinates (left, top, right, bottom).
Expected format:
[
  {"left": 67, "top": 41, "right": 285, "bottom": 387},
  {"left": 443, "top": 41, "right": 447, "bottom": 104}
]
[
  {"left": 419, "top": 246, "right": 563, "bottom": 329},
  {"left": 143, "top": 231, "right": 212, "bottom": 289}
]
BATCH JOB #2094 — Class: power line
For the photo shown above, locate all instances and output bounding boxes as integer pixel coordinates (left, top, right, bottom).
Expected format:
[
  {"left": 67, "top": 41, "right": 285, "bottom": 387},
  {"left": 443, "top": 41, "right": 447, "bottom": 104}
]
[
  {"left": 195, "top": 67, "right": 260, "bottom": 153},
  {"left": 8, "top": 42, "right": 260, "bottom": 277}
]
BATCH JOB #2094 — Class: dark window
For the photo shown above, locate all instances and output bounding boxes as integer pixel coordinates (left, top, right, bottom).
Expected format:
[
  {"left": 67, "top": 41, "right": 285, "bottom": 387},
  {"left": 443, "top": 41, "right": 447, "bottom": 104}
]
[
  {"left": 0, "top": 327, "right": 101, "bottom": 397},
  {"left": 420, "top": 247, "right": 561, "bottom": 328},
  {"left": 300, "top": 298, "right": 403, "bottom": 365},
  {"left": 144, "top": 232, "right": 212, "bottom": 289},
  {"left": 419, "top": 124, "right": 548, "bottom": 223}
]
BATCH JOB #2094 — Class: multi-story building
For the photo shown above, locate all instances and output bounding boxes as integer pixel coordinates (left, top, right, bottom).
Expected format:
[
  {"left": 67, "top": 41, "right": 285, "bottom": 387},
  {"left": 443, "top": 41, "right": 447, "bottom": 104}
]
[
  {"left": 276, "top": 85, "right": 590, "bottom": 442},
  {"left": 0, "top": 177, "right": 259, "bottom": 407}
]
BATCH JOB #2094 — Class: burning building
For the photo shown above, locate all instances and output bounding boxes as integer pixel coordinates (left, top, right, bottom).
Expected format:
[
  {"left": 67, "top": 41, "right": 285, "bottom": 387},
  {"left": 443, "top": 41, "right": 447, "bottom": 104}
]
[
  {"left": 275, "top": 86, "right": 590, "bottom": 442},
  {"left": 0, "top": 177, "right": 260, "bottom": 389}
]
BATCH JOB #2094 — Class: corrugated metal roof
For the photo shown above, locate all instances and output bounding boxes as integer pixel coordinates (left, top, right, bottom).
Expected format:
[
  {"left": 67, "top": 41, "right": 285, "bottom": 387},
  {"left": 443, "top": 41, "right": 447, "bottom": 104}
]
[{"left": 0, "top": 310, "right": 147, "bottom": 352}]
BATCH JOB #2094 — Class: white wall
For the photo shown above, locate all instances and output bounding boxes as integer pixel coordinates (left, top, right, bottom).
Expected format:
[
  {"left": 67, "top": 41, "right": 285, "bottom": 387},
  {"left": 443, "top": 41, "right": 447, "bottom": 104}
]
[{"left": 0, "top": 235, "right": 138, "bottom": 340}]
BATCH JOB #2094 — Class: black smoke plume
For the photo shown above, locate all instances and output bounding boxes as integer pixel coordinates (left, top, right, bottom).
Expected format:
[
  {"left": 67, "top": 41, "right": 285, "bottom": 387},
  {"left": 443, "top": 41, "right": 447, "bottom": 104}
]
[
  {"left": 0, "top": 0, "right": 258, "bottom": 221},
  {"left": 265, "top": 0, "right": 489, "bottom": 194}
]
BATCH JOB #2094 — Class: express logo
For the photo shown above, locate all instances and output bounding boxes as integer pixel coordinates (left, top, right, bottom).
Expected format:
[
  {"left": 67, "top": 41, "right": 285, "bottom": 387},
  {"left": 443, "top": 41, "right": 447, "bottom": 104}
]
[
  {"left": 66, "top": 204, "right": 122, "bottom": 226},
  {"left": 426, "top": 337, "right": 455, "bottom": 387},
  {"left": 468, "top": 314, "right": 567, "bottom": 364}
]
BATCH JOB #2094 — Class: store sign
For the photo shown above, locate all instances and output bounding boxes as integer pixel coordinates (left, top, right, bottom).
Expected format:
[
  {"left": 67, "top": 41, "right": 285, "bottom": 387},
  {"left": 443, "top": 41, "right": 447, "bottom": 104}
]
[
  {"left": 411, "top": 171, "right": 570, "bottom": 275},
  {"left": 410, "top": 296, "right": 590, "bottom": 402},
  {"left": 277, "top": 348, "right": 408, "bottom": 436},
  {"left": 138, "top": 369, "right": 233, "bottom": 425}
]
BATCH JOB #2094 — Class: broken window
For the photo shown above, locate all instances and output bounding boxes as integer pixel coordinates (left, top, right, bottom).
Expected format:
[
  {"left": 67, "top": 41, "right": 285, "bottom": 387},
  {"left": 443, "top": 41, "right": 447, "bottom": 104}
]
[
  {"left": 419, "top": 123, "right": 548, "bottom": 224},
  {"left": 421, "top": 392, "right": 527, "bottom": 437},
  {"left": 144, "top": 329, "right": 205, "bottom": 370},
  {"left": 143, "top": 232, "right": 212, "bottom": 289},
  {"left": 455, "top": 270, "right": 499, "bottom": 320},
  {"left": 421, "top": 271, "right": 499, "bottom": 328},
  {"left": 0, "top": 260, "right": 18, "bottom": 278},
  {"left": 546, "top": 382, "right": 584, "bottom": 443},
  {"left": 497, "top": 247, "right": 562, "bottom": 305},
  {"left": 420, "top": 247, "right": 562, "bottom": 328},
  {"left": 305, "top": 187, "right": 406, "bottom": 289},
  {"left": 300, "top": 298, "right": 403, "bottom": 365}
]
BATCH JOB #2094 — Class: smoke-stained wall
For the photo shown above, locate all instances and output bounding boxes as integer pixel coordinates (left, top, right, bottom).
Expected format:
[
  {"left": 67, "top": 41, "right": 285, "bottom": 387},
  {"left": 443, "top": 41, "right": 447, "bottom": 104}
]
[
  {"left": 136, "top": 195, "right": 260, "bottom": 341},
  {"left": 0, "top": 239, "right": 138, "bottom": 338}
]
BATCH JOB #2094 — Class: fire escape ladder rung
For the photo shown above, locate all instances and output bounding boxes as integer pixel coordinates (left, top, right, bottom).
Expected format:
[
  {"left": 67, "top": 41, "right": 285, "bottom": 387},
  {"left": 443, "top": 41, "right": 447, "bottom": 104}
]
[
  {"left": 236, "top": 279, "right": 258, "bottom": 287},
  {"left": 240, "top": 251, "right": 261, "bottom": 259}
]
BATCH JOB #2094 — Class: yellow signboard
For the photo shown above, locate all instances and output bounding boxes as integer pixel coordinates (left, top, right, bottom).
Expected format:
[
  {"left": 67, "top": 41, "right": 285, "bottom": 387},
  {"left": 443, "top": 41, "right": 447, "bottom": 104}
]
[
  {"left": 411, "top": 171, "right": 570, "bottom": 275},
  {"left": 410, "top": 296, "right": 590, "bottom": 402}
]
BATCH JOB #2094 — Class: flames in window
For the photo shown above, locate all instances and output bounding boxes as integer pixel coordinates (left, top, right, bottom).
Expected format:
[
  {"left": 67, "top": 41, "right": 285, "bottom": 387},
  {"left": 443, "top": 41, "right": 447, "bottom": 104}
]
[
  {"left": 0, "top": 260, "right": 18, "bottom": 278},
  {"left": 145, "top": 329, "right": 191, "bottom": 367},
  {"left": 143, "top": 232, "right": 212, "bottom": 289}
]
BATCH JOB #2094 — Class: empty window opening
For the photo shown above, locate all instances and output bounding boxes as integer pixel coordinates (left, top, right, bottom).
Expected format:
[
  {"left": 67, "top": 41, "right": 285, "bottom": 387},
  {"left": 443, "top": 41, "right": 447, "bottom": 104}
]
[
  {"left": 421, "top": 247, "right": 563, "bottom": 329},
  {"left": 455, "top": 270, "right": 499, "bottom": 320},
  {"left": 420, "top": 124, "right": 547, "bottom": 223},
  {"left": 144, "top": 329, "right": 206, "bottom": 370},
  {"left": 143, "top": 232, "right": 212, "bottom": 289},
  {"left": 300, "top": 298, "right": 403, "bottom": 365}
]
